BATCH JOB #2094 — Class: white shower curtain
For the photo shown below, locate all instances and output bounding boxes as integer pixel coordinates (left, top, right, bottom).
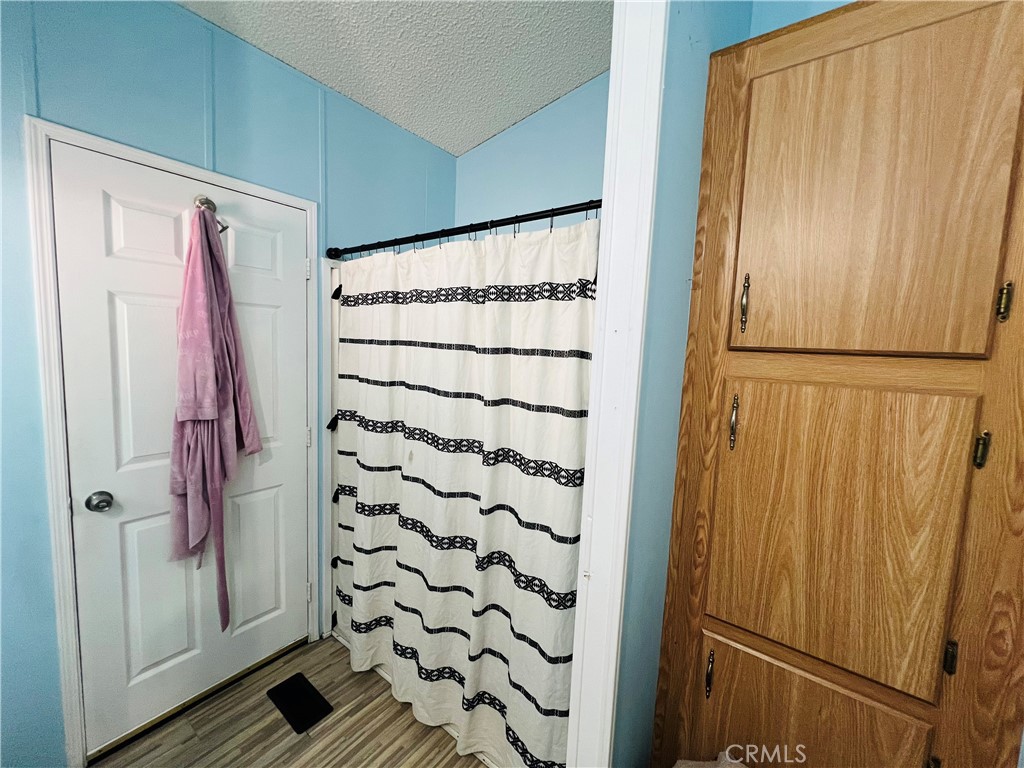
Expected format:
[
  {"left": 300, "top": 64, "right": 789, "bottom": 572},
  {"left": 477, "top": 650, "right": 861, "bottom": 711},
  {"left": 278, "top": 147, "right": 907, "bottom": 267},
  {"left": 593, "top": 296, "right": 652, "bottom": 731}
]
[{"left": 329, "top": 219, "right": 598, "bottom": 768}]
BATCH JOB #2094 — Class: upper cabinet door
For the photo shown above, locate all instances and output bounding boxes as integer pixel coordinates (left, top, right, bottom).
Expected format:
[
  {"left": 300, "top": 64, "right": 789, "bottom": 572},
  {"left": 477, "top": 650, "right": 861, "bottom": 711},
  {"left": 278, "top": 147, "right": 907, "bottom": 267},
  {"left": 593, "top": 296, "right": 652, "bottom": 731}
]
[{"left": 732, "top": 3, "right": 1023, "bottom": 356}]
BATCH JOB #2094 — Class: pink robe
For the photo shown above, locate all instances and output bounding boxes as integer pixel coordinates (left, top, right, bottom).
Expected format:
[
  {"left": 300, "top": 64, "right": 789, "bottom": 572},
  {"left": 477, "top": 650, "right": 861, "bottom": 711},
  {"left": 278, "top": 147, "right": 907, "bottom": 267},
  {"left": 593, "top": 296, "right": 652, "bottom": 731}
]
[{"left": 170, "top": 208, "right": 262, "bottom": 631}]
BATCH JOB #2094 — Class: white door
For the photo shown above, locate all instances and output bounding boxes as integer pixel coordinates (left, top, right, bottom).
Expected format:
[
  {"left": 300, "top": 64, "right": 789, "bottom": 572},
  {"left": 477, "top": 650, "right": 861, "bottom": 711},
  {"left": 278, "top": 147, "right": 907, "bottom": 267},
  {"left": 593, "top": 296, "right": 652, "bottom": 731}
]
[{"left": 50, "top": 141, "right": 311, "bottom": 754}]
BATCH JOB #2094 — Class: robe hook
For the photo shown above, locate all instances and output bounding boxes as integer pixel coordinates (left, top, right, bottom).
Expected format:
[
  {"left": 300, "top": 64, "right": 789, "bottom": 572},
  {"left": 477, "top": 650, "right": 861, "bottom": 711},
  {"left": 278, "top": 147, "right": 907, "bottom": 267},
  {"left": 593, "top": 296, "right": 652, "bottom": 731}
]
[
  {"left": 194, "top": 195, "right": 228, "bottom": 232},
  {"left": 194, "top": 195, "right": 216, "bottom": 213}
]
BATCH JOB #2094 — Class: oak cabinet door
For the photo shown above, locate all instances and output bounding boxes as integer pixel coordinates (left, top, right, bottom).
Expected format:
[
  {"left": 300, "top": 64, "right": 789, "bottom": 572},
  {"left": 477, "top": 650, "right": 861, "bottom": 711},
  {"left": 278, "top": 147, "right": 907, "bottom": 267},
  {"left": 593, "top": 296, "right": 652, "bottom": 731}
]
[
  {"left": 731, "top": 3, "right": 1022, "bottom": 356},
  {"left": 706, "top": 379, "right": 977, "bottom": 700},
  {"left": 696, "top": 632, "right": 931, "bottom": 768}
]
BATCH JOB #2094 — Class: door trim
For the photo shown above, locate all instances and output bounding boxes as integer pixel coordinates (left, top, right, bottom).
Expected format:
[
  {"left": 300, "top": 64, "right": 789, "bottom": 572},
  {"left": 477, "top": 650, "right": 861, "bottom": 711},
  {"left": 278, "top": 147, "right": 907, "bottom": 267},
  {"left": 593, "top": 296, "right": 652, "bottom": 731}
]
[
  {"left": 25, "top": 116, "right": 321, "bottom": 767},
  {"left": 566, "top": 2, "right": 669, "bottom": 766},
  {"left": 320, "top": 259, "right": 338, "bottom": 637}
]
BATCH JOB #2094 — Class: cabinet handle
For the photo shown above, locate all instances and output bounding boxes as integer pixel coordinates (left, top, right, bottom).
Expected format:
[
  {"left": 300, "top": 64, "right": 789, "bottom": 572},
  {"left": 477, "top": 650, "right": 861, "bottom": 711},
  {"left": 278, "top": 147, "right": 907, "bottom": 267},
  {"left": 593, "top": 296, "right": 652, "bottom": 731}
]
[
  {"left": 740, "top": 273, "right": 750, "bottom": 333},
  {"left": 729, "top": 395, "right": 739, "bottom": 451},
  {"left": 705, "top": 649, "right": 715, "bottom": 699}
]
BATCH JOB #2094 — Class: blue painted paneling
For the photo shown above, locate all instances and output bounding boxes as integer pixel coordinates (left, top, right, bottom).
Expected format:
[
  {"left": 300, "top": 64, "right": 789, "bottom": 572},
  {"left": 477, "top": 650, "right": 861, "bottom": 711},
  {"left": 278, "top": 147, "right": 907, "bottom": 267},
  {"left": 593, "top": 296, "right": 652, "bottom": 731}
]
[
  {"left": 454, "top": 73, "right": 608, "bottom": 228},
  {"left": 212, "top": 32, "right": 323, "bottom": 202},
  {"left": 0, "top": 5, "right": 68, "bottom": 767},
  {"left": 325, "top": 89, "right": 454, "bottom": 248},
  {"left": 0, "top": 4, "right": 454, "bottom": 765},
  {"left": 34, "top": 2, "right": 211, "bottom": 167},
  {"left": 749, "top": 0, "right": 849, "bottom": 37},
  {"left": 612, "top": 5, "right": 753, "bottom": 765}
]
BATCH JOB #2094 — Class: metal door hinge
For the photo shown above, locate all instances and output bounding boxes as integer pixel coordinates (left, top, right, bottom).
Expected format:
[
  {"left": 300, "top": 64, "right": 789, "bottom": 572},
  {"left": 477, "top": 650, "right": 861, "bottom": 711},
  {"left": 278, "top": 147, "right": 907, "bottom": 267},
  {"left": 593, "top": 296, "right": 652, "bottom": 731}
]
[
  {"left": 305, "top": 258, "right": 311, "bottom": 280},
  {"left": 972, "top": 431, "right": 991, "bottom": 469},
  {"left": 926, "top": 756, "right": 942, "bottom": 768},
  {"left": 943, "top": 639, "right": 958, "bottom": 675},
  {"left": 705, "top": 649, "right": 715, "bottom": 699},
  {"left": 306, "top": 426, "right": 312, "bottom": 447},
  {"left": 306, "top": 582, "right": 313, "bottom": 603},
  {"left": 996, "top": 281, "right": 1014, "bottom": 322}
]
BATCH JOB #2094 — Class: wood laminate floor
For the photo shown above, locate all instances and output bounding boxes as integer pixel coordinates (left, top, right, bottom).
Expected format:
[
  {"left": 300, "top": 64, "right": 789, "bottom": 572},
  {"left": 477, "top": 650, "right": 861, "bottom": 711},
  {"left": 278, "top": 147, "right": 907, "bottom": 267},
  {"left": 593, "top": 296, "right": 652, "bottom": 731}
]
[{"left": 95, "top": 638, "right": 483, "bottom": 768}]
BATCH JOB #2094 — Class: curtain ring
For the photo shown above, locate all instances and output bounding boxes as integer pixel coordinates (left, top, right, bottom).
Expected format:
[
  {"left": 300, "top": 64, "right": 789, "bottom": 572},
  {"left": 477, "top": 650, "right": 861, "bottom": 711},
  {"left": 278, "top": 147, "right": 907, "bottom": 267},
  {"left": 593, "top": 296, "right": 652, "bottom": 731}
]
[
  {"left": 585, "top": 208, "right": 590, "bottom": 221},
  {"left": 549, "top": 210, "right": 555, "bottom": 232}
]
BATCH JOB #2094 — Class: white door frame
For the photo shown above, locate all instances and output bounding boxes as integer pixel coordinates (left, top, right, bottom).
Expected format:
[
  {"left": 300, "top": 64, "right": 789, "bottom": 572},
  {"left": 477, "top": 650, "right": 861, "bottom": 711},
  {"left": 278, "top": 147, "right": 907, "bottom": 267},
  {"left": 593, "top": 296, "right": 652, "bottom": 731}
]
[
  {"left": 567, "top": 2, "right": 668, "bottom": 766},
  {"left": 319, "top": 260, "right": 339, "bottom": 634},
  {"left": 26, "top": 116, "right": 322, "bottom": 768}
]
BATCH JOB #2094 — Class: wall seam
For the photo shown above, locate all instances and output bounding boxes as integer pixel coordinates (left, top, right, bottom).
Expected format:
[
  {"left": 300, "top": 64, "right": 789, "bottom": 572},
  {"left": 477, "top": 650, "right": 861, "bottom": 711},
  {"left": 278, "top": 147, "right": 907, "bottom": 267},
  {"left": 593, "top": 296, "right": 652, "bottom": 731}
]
[
  {"left": 28, "top": 1, "right": 40, "bottom": 116},
  {"left": 318, "top": 89, "right": 327, "bottom": 253},
  {"left": 205, "top": 26, "right": 216, "bottom": 170}
]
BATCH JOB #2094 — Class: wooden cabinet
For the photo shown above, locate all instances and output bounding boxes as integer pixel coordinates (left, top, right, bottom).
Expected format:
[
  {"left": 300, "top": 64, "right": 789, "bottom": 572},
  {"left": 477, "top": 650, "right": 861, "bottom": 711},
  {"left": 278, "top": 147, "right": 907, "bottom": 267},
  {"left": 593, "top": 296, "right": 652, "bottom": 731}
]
[
  {"left": 731, "top": 3, "right": 1021, "bottom": 356},
  {"left": 653, "top": 4, "right": 1024, "bottom": 768}
]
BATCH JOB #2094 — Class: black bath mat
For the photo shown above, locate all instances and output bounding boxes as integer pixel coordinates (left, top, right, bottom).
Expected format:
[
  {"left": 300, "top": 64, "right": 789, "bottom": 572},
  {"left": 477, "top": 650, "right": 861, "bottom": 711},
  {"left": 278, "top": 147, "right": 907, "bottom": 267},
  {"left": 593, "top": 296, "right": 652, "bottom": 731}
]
[{"left": 267, "top": 672, "right": 333, "bottom": 733}]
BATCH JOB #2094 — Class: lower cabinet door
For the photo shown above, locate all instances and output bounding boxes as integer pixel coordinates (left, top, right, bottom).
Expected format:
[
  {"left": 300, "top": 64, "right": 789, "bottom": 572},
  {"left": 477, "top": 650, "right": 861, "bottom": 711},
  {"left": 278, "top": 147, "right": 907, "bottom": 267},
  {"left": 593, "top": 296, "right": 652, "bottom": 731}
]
[
  {"left": 696, "top": 630, "right": 932, "bottom": 768},
  {"left": 707, "top": 378, "right": 977, "bottom": 701}
]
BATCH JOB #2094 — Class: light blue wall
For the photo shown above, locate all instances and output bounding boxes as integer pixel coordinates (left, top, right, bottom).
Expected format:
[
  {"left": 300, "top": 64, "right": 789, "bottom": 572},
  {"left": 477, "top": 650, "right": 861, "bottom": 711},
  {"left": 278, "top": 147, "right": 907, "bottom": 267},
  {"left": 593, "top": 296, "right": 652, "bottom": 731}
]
[
  {"left": 749, "top": 0, "right": 849, "bottom": 36},
  {"left": 1, "top": 4, "right": 66, "bottom": 768},
  {"left": 611, "top": 4, "right": 753, "bottom": 765},
  {"left": 0, "top": 4, "right": 454, "bottom": 766},
  {"left": 455, "top": 73, "right": 609, "bottom": 228}
]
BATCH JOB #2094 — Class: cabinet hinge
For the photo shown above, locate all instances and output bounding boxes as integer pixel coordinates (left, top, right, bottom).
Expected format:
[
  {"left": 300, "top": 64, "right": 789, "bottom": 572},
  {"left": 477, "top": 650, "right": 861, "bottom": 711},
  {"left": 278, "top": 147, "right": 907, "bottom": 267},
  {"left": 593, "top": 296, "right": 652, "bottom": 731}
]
[
  {"left": 306, "top": 426, "right": 312, "bottom": 448},
  {"left": 996, "top": 281, "right": 1014, "bottom": 322},
  {"left": 972, "top": 431, "right": 991, "bottom": 469},
  {"left": 942, "top": 639, "right": 958, "bottom": 675},
  {"left": 306, "top": 582, "right": 313, "bottom": 603},
  {"left": 926, "top": 756, "right": 942, "bottom": 768},
  {"left": 305, "top": 258, "right": 311, "bottom": 280}
]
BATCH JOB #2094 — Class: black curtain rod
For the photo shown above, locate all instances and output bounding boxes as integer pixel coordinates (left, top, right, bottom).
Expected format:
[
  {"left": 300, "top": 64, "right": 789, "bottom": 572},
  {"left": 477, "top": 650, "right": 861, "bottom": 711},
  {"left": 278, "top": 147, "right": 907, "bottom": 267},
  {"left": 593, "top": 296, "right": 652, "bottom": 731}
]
[{"left": 325, "top": 198, "right": 602, "bottom": 259}]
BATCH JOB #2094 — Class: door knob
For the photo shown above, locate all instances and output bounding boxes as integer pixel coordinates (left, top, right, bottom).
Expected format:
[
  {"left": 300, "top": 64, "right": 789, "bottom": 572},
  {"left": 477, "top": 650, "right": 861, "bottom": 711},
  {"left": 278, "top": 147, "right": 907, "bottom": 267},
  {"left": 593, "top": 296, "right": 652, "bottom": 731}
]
[{"left": 84, "top": 491, "right": 115, "bottom": 512}]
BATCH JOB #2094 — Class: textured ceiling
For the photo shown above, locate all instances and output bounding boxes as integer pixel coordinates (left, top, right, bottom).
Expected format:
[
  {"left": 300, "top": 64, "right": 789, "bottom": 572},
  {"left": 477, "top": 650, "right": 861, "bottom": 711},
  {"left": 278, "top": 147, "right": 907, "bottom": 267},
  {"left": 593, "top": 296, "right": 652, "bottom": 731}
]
[{"left": 181, "top": 1, "right": 613, "bottom": 156}]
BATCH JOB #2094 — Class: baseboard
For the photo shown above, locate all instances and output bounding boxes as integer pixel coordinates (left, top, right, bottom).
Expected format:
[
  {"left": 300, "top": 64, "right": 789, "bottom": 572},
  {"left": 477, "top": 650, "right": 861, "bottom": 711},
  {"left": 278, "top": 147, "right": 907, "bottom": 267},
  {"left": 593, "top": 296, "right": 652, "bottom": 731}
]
[{"left": 328, "top": 632, "right": 497, "bottom": 768}]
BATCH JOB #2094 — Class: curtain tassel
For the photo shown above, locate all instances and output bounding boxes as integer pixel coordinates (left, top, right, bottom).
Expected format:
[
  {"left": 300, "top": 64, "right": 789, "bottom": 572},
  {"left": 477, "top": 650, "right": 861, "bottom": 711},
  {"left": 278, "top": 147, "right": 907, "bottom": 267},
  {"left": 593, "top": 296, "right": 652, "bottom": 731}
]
[
  {"left": 331, "top": 284, "right": 343, "bottom": 300},
  {"left": 326, "top": 412, "right": 340, "bottom": 431},
  {"left": 332, "top": 485, "right": 342, "bottom": 503}
]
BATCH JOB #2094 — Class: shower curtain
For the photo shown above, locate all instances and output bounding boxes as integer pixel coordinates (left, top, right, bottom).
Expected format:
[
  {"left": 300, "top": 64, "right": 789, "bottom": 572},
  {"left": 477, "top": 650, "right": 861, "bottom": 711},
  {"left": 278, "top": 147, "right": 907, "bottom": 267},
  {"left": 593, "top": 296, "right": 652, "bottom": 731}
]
[{"left": 330, "top": 219, "right": 598, "bottom": 768}]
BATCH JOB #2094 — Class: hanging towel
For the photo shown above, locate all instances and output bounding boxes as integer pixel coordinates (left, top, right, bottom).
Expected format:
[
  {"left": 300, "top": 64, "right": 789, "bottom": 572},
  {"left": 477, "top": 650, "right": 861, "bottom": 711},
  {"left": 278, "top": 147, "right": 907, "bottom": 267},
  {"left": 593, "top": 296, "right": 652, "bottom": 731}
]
[{"left": 170, "top": 207, "right": 262, "bottom": 631}]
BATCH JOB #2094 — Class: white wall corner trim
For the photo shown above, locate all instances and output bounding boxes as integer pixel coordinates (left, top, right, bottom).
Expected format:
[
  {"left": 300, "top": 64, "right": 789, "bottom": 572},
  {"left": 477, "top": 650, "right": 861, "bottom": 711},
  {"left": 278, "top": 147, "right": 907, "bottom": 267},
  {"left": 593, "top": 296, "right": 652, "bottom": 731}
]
[
  {"left": 321, "top": 262, "right": 341, "bottom": 637},
  {"left": 25, "top": 117, "right": 320, "bottom": 767},
  {"left": 26, "top": 116, "right": 90, "bottom": 768},
  {"left": 566, "top": 2, "right": 669, "bottom": 767}
]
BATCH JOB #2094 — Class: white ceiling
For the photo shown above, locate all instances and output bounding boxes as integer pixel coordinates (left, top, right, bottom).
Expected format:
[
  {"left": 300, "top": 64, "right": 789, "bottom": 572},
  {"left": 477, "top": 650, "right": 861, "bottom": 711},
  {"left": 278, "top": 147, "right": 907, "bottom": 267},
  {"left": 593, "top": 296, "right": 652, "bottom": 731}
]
[{"left": 182, "top": 1, "right": 613, "bottom": 156}]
